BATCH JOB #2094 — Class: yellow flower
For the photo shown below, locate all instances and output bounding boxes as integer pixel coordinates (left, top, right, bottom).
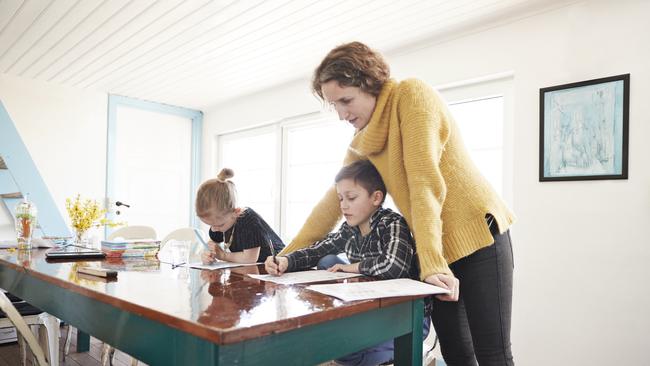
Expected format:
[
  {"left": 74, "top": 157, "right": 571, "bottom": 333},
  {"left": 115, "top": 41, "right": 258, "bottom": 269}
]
[{"left": 65, "top": 195, "right": 124, "bottom": 236}]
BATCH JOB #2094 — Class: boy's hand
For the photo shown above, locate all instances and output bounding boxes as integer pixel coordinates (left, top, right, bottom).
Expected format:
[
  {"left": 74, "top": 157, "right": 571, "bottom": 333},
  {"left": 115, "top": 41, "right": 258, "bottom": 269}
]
[
  {"left": 425, "top": 273, "right": 460, "bottom": 302},
  {"left": 264, "top": 256, "right": 288, "bottom": 276},
  {"left": 327, "top": 262, "right": 360, "bottom": 274}
]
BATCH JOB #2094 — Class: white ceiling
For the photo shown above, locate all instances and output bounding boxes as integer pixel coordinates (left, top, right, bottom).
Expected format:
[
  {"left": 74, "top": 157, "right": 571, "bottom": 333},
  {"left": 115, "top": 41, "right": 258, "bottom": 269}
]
[{"left": 0, "top": 0, "right": 571, "bottom": 110}]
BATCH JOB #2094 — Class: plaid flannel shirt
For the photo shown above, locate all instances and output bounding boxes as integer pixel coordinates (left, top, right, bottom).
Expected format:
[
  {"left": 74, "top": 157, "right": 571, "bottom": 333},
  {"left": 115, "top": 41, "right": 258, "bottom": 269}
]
[{"left": 285, "top": 207, "right": 417, "bottom": 280}]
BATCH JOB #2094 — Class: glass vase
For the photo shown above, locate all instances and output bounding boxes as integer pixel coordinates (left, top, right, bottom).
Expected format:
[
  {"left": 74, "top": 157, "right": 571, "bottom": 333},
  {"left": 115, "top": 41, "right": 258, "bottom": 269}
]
[
  {"left": 75, "top": 229, "right": 89, "bottom": 246},
  {"left": 15, "top": 198, "right": 37, "bottom": 250}
]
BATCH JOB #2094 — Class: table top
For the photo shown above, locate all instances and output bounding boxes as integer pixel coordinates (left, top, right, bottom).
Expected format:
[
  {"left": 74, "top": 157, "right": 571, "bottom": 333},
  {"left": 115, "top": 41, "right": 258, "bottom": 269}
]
[{"left": 0, "top": 248, "right": 415, "bottom": 345}]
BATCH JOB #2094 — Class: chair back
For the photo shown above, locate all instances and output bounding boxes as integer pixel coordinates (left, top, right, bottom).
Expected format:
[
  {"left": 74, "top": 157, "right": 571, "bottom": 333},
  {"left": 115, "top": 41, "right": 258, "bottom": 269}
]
[
  {"left": 0, "top": 291, "right": 48, "bottom": 366},
  {"left": 107, "top": 225, "right": 157, "bottom": 241},
  {"left": 160, "top": 228, "right": 205, "bottom": 261}
]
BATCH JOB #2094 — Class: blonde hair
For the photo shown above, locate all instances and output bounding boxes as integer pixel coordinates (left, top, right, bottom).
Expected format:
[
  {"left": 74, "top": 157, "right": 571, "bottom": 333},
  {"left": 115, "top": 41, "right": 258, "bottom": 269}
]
[{"left": 195, "top": 168, "right": 238, "bottom": 216}]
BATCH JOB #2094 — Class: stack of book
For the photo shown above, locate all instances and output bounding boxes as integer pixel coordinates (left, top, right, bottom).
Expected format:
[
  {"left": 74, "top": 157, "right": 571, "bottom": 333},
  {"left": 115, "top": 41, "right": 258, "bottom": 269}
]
[{"left": 100, "top": 239, "right": 161, "bottom": 258}]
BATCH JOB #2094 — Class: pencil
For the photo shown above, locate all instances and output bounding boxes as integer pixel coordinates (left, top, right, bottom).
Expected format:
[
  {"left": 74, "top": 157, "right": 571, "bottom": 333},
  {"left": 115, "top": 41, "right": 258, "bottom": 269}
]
[{"left": 268, "top": 239, "right": 278, "bottom": 265}]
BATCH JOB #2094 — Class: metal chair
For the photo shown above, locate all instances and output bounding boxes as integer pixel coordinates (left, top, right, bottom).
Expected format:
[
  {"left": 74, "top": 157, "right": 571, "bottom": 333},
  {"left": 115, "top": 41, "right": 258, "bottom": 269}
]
[{"left": 0, "top": 291, "right": 54, "bottom": 366}]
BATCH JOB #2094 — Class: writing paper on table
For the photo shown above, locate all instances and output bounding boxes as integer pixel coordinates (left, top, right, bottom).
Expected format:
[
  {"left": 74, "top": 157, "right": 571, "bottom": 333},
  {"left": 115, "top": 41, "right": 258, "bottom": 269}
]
[
  {"left": 248, "top": 270, "right": 363, "bottom": 285},
  {"left": 307, "top": 278, "right": 450, "bottom": 301},
  {"left": 188, "top": 261, "right": 259, "bottom": 270}
]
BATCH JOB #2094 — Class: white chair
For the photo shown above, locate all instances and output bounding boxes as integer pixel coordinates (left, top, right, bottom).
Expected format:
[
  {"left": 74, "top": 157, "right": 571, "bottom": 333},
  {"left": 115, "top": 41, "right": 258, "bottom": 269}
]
[
  {"left": 107, "top": 225, "right": 157, "bottom": 241},
  {"left": 0, "top": 291, "right": 54, "bottom": 366},
  {"left": 160, "top": 227, "right": 204, "bottom": 262}
]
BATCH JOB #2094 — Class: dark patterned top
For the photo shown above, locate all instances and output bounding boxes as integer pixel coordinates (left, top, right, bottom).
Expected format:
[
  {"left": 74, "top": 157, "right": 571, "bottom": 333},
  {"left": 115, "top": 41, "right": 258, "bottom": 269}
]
[
  {"left": 285, "top": 207, "right": 418, "bottom": 280},
  {"left": 208, "top": 208, "right": 284, "bottom": 263}
]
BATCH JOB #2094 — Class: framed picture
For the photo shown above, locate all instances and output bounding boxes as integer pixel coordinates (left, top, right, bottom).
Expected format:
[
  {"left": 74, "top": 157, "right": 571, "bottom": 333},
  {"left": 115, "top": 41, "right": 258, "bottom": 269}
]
[{"left": 539, "top": 74, "right": 629, "bottom": 181}]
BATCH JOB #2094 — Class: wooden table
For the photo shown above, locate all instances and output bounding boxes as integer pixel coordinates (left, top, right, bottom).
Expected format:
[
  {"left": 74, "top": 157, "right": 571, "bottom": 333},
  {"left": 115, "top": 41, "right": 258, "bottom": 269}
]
[{"left": 0, "top": 249, "right": 424, "bottom": 365}]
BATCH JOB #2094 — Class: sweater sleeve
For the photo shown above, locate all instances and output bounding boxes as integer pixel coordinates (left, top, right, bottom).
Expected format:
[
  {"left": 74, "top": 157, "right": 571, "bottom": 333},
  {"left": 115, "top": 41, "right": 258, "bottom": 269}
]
[
  {"left": 280, "top": 149, "right": 362, "bottom": 255},
  {"left": 398, "top": 80, "right": 453, "bottom": 278}
]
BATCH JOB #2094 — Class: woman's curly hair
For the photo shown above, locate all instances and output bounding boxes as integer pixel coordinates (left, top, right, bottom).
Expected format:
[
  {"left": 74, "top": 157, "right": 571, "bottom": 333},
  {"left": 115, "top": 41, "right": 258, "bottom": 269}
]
[{"left": 312, "top": 41, "right": 390, "bottom": 99}]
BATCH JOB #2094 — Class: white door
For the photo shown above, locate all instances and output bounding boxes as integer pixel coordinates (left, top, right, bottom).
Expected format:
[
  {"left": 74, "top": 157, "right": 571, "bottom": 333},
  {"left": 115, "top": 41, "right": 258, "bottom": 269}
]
[{"left": 106, "top": 96, "right": 202, "bottom": 239}]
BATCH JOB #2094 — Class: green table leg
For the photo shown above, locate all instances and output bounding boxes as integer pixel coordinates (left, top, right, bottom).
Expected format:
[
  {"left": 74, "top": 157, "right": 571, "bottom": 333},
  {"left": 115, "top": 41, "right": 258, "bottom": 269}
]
[
  {"left": 77, "top": 330, "right": 90, "bottom": 352},
  {"left": 394, "top": 298, "right": 424, "bottom": 366}
]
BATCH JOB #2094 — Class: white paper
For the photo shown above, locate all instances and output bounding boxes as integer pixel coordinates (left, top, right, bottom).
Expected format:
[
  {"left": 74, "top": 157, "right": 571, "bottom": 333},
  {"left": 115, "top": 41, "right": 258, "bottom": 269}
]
[
  {"left": 188, "top": 261, "right": 260, "bottom": 270},
  {"left": 306, "top": 278, "right": 450, "bottom": 301},
  {"left": 0, "top": 238, "right": 54, "bottom": 249},
  {"left": 248, "top": 270, "right": 363, "bottom": 285}
]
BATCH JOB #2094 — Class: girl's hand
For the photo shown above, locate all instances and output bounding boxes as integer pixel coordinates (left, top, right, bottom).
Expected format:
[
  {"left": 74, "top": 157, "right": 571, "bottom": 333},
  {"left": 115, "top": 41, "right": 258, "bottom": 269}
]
[
  {"left": 211, "top": 244, "right": 226, "bottom": 261},
  {"left": 201, "top": 250, "right": 215, "bottom": 264},
  {"left": 424, "top": 273, "right": 460, "bottom": 301},
  {"left": 327, "top": 263, "right": 360, "bottom": 273},
  {"left": 202, "top": 241, "right": 226, "bottom": 263},
  {"left": 264, "top": 256, "right": 288, "bottom": 276}
]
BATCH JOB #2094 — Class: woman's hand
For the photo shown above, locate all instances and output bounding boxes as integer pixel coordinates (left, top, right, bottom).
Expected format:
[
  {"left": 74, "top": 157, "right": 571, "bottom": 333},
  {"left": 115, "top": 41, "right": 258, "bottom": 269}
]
[
  {"left": 264, "top": 256, "right": 288, "bottom": 276},
  {"left": 425, "top": 273, "right": 460, "bottom": 301},
  {"left": 327, "top": 262, "right": 360, "bottom": 273}
]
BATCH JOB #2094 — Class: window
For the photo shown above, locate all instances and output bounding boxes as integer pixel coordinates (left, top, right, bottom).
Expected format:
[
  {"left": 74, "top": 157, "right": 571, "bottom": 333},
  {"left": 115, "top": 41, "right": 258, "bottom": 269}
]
[
  {"left": 217, "top": 126, "right": 278, "bottom": 229},
  {"left": 216, "top": 113, "right": 351, "bottom": 243},
  {"left": 439, "top": 75, "right": 514, "bottom": 205},
  {"left": 447, "top": 96, "right": 504, "bottom": 196},
  {"left": 282, "top": 116, "right": 351, "bottom": 241}
]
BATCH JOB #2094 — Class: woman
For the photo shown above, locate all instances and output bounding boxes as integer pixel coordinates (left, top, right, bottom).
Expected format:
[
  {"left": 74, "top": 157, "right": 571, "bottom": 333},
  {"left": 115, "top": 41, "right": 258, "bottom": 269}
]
[{"left": 281, "top": 41, "right": 515, "bottom": 366}]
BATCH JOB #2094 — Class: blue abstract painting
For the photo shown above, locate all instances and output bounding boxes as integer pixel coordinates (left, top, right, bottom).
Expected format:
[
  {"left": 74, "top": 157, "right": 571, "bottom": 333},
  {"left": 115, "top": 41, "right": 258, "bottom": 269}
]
[{"left": 542, "top": 78, "right": 626, "bottom": 179}]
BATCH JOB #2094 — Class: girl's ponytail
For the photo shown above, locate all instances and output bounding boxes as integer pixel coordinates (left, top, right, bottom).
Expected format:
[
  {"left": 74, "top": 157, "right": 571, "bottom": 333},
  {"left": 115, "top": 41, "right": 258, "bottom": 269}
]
[{"left": 195, "top": 168, "right": 238, "bottom": 216}]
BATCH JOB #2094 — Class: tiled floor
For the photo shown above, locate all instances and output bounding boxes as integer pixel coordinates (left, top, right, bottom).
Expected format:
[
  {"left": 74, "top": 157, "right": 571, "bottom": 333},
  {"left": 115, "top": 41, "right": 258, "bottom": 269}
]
[{"left": 0, "top": 326, "right": 144, "bottom": 366}]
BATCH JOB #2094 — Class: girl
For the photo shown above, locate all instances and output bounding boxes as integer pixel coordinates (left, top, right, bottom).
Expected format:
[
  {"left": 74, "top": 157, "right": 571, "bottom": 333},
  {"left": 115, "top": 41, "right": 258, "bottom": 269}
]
[{"left": 197, "top": 168, "right": 284, "bottom": 264}]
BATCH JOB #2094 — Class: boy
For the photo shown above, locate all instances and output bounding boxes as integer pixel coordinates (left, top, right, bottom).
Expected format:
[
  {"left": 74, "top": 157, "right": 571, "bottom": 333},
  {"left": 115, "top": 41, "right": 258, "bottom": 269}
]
[
  {"left": 264, "top": 160, "right": 429, "bottom": 366},
  {"left": 264, "top": 159, "right": 416, "bottom": 279}
]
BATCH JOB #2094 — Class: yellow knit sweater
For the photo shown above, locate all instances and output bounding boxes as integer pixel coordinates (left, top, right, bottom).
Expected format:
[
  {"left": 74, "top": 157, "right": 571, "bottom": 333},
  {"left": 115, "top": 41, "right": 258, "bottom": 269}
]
[{"left": 281, "top": 78, "right": 515, "bottom": 279}]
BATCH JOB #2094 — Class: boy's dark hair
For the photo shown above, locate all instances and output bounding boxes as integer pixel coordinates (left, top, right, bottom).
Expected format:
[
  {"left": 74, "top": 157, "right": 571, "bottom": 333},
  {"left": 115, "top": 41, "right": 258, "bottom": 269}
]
[{"left": 335, "top": 160, "right": 386, "bottom": 203}]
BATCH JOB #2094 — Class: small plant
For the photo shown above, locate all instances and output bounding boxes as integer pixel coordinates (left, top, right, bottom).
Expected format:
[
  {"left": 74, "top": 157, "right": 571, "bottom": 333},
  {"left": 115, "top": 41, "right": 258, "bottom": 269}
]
[{"left": 66, "top": 195, "right": 123, "bottom": 242}]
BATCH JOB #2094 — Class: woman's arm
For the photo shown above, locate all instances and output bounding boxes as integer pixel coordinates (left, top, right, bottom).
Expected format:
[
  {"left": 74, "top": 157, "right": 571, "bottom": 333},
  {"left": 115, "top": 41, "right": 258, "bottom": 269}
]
[{"left": 399, "top": 80, "right": 453, "bottom": 278}]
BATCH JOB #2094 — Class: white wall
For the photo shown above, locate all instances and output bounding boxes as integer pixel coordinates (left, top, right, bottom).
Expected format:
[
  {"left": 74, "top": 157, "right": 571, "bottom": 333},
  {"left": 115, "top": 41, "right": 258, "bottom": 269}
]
[
  {"left": 204, "top": 1, "right": 650, "bottom": 364},
  {"left": 0, "top": 74, "right": 107, "bottom": 239}
]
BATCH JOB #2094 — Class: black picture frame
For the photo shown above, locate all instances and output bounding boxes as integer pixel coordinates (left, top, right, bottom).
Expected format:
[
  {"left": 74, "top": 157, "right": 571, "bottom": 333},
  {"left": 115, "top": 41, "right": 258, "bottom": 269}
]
[{"left": 539, "top": 74, "right": 629, "bottom": 181}]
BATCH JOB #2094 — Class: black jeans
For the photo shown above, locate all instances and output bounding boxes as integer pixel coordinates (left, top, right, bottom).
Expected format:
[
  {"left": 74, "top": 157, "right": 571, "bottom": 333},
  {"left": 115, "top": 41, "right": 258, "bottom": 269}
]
[{"left": 430, "top": 220, "right": 514, "bottom": 366}]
